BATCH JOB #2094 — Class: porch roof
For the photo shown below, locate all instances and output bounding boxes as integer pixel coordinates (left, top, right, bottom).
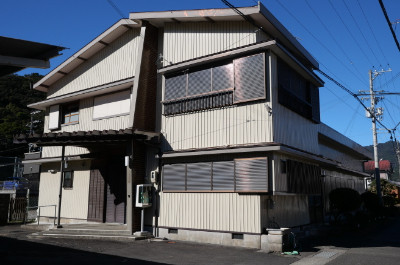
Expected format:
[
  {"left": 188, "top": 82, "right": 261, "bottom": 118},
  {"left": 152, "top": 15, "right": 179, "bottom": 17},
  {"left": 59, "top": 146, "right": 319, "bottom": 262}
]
[{"left": 13, "top": 128, "right": 160, "bottom": 146}]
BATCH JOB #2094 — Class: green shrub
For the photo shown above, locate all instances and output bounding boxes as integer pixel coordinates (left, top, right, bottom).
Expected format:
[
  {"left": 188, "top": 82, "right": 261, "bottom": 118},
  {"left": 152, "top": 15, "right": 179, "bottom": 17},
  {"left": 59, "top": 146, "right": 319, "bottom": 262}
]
[
  {"left": 329, "top": 188, "right": 362, "bottom": 216},
  {"left": 383, "top": 195, "right": 395, "bottom": 208},
  {"left": 394, "top": 197, "right": 400, "bottom": 205},
  {"left": 361, "top": 192, "right": 382, "bottom": 217}
]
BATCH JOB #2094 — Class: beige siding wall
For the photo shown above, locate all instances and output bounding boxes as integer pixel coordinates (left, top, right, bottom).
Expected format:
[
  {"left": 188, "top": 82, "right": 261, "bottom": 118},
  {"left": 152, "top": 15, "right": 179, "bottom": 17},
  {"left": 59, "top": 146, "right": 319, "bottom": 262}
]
[
  {"left": 38, "top": 161, "right": 91, "bottom": 220},
  {"left": 162, "top": 103, "right": 273, "bottom": 151},
  {"left": 42, "top": 146, "right": 89, "bottom": 158},
  {"left": 270, "top": 52, "right": 319, "bottom": 154},
  {"left": 163, "top": 21, "right": 269, "bottom": 66},
  {"left": 159, "top": 192, "right": 261, "bottom": 233},
  {"left": 48, "top": 29, "right": 141, "bottom": 98},
  {"left": 261, "top": 195, "right": 310, "bottom": 229}
]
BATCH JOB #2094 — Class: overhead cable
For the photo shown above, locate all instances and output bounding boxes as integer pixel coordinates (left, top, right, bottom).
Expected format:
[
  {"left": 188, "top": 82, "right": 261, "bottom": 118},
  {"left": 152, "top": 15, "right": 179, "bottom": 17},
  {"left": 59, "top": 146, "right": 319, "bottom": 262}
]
[{"left": 378, "top": 0, "right": 400, "bottom": 52}]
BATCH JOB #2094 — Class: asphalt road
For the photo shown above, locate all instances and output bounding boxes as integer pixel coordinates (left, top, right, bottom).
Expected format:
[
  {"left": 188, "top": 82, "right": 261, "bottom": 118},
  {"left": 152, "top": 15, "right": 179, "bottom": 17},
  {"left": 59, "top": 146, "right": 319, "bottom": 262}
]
[{"left": 1, "top": 217, "right": 400, "bottom": 265}]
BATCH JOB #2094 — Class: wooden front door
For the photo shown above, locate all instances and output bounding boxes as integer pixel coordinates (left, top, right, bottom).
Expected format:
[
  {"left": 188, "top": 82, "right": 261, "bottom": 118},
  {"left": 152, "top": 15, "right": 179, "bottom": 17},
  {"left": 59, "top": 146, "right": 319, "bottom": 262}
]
[
  {"left": 105, "top": 165, "right": 126, "bottom": 223},
  {"left": 88, "top": 164, "right": 126, "bottom": 223}
]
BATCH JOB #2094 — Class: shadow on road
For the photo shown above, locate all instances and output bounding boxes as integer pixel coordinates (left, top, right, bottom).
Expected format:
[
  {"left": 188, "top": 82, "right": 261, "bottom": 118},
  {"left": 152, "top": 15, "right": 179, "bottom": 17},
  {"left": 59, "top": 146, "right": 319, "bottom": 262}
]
[{"left": 0, "top": 234, "right": 166, "bottom": 265}]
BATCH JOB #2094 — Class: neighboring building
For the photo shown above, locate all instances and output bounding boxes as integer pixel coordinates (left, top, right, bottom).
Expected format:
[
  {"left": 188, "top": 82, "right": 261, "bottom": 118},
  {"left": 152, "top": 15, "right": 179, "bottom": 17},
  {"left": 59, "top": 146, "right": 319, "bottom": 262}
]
[
  {"left": 0, "top": 36, "right": 65, "bottom": 77},
  {"left": 14, "top": 3, "right": 372, "bottom": 249},
  {"left": 364, "top": 160, "right": 394, "bottom": 180}
]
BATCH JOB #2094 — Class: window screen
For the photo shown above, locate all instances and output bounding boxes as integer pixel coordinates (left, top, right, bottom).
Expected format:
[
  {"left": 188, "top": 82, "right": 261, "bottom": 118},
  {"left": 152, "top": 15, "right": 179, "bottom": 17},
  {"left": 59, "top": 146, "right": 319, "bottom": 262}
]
[
  {"left": 188, "top": 69, "right": 211, "bottom": 96},
  {"left": 93, "top": 90, "right": 130, "bottom": 120},
  {"left": 163, "top": 164, "right": 186, "bottom": 191},
  {"left": 212, "top": 161, "right": 234, "bottom": 191},
  {"left": 48, "top": 104, "right": 60, "bottom": 130},
  {"left": 212, "top": 64, "right": 234, "bottom": 91},
  {"left": 165, "top": 73, "right": 187, "bottom": 100},
  {"left": 186, "top": 162, "right": 212, "bottom": 191},
  {"left": 235, "top": 158, "right": 268, "bottom": 192},
  {"left": 234, "top": 53, "right": 266, "bottom": 103}
]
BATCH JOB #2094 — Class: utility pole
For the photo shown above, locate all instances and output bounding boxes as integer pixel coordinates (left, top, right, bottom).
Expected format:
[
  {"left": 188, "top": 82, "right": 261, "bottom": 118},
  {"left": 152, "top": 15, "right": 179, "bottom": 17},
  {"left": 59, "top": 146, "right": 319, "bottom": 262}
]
[{"left": 357, "top": 68, "right": 395, "bottom": 205}]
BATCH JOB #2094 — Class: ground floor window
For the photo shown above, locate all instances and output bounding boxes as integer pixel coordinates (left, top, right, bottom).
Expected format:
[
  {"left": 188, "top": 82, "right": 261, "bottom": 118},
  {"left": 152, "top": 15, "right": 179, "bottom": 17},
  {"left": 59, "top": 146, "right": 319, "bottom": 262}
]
[{"left": 63, "top": 171, "right": 74, "bottom": 188}]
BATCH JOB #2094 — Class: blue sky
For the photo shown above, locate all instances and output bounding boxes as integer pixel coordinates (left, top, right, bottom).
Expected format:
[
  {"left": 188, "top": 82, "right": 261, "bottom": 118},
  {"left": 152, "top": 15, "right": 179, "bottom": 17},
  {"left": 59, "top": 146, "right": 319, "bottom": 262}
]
[{"left": 2, "top": 0, "right": 400, "bottom": 150}]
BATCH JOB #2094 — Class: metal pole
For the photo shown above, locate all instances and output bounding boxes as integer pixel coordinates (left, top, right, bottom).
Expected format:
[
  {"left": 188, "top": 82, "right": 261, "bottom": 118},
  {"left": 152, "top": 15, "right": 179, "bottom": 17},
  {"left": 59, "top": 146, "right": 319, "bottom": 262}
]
[
  {"left": 13, "top": 157, "right": 17, "bottom": 178},
  {"left": 57, "top": 145, "right": 65, "bottom": 228},
  {"left": 369, "top": 69, "right": 383, "bottom": 205},
  {"left": 141, "top": 208, "right": 144, "bottom": 232}
]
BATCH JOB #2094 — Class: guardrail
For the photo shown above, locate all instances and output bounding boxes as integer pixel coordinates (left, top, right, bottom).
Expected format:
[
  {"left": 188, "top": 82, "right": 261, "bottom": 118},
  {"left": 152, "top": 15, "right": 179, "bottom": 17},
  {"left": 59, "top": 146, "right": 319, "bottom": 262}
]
[{"left": 26, "top": 205, "right": 57, "bottom": 225}]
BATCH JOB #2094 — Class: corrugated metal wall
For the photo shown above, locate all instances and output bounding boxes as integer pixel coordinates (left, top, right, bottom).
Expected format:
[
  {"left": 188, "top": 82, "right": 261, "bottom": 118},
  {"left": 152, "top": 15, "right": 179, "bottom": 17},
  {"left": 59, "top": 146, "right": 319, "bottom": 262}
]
[
  {"left": 270, "top": 53, "right": 319, "bottom": 154},
  {"left": 162, "top": 102, "right": 273, "bottom": 151},
  {"left": 48, "top": 29, "right": 141, "bottom": 98},
  {"left": 273, "top": 152, "right": 319, "bottom": 193},
  {"left": 319, "top": 143, "right": 364, "bottom": 172},
  {"left": 163, "top": 21, "right": 269, "bottom": 66},
  {"left": 323, "top": 170, "right": 366, "bottom": 213},
  {"left": 260, "top": 195, "right": 310, "bottom": 229},
  {"left": 158, "top": 192, "right": 261, "bottom": 233},
  {"left": 38, "top": 161, "right": 91, "bottom": 219}
]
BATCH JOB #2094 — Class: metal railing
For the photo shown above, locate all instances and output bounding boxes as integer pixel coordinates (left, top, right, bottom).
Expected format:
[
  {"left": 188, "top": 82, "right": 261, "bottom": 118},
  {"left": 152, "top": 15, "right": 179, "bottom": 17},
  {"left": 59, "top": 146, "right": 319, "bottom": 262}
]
[{"left": 28, "top": 205, "right": 57, "bottom": 225}]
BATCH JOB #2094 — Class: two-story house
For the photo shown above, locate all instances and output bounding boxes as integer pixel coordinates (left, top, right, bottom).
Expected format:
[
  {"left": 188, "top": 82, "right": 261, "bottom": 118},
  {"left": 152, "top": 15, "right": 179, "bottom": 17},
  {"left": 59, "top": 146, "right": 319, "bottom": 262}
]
[{"left": 15, "top": 2, "right": 372, "bottom": 248}]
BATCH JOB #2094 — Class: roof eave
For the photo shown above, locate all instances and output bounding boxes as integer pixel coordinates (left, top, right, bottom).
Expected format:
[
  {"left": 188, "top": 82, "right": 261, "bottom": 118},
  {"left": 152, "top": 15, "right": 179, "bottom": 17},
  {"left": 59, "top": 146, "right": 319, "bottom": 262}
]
[{"left": 33, "top": 19, "right": 140, "bottom": 92}]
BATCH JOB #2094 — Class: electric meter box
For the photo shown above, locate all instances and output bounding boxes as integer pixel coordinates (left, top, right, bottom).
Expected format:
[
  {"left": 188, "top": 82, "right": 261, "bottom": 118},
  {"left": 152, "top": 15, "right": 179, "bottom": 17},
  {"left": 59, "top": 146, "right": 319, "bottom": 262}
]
[
  {"left": 135, "top": 184, "right": 152, "bottom": 208},
  {"left": 150, "top": 170, "right": 158, "bottom": 183}
]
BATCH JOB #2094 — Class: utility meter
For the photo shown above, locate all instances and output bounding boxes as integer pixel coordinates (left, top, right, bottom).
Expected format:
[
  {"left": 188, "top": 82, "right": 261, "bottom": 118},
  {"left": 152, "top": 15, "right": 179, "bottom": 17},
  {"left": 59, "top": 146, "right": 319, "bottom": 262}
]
[
  {"left": 150, "top": 170, "right": 158, "bottom": 183},
  {"left": 135, "top": 184, "right": 152, "bottom": 208}
]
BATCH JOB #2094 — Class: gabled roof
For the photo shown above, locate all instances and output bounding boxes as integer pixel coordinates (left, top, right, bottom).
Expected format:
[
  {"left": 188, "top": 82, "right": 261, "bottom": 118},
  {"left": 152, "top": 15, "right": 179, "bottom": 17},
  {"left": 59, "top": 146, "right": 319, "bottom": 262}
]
[
  {"left": 33, "top": 3, "right": 318, "bottom": 93},
  {"left": 0, "top": 36, "right": 65, "bottom": 77},
  {"left": 33, "top": 19, "right": 140, "bottom": 92},
  {"left": 364, "top": 160, "right": 393, "bottom": 172},
  {"left": 129, "top": 2, "right": 318, "bottom": 70}
]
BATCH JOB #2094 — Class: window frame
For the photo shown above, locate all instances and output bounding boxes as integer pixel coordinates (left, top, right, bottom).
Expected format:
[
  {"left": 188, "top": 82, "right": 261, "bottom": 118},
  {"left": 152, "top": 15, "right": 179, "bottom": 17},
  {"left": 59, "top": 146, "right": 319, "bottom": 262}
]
[
  {"left": 162, "top": 52, "right": 267, "bottom": 115},
  {"left": 61, "top": 101, "right": 80, "bottom": 126},
  {"left": 63, "top": 170, "right": 74, "bottom": 189}
]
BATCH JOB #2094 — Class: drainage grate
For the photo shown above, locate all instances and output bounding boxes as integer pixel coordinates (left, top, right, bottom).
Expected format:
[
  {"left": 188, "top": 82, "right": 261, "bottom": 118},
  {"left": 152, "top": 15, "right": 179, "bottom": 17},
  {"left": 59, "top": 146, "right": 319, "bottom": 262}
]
[{"left": 313, "top": 251, "right": 338, "bottom": 258}]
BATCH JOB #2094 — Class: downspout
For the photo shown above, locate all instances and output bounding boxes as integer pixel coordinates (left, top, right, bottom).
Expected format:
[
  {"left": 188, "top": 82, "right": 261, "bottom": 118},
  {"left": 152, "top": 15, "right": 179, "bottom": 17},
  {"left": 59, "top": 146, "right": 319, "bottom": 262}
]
[
  {"left": 57, "top": 145, "right": 65, "bottom": 228},
  {"left": 138, "top": 139, "right": 162, "bottom": 238},
  {"left": 126, "top": 20, "right": 147, "bottom": 235}
]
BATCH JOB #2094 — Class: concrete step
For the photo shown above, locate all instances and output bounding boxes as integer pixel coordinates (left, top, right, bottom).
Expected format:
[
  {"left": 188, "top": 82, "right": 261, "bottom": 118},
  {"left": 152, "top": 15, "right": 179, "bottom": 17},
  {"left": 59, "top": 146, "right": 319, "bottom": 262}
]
[
  {"left": 46, "top": 228, "right": 132, "bottom": 236},
  {"left": 31, "top": 231, "right": 154, "bottom": 241}
]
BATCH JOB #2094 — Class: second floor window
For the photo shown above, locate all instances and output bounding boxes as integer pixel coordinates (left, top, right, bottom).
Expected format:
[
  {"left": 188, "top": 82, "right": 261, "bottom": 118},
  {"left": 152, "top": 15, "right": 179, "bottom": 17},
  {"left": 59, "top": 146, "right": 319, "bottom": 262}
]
[{"left": 62, "top": 103, "right": 79, "bottom": 124}]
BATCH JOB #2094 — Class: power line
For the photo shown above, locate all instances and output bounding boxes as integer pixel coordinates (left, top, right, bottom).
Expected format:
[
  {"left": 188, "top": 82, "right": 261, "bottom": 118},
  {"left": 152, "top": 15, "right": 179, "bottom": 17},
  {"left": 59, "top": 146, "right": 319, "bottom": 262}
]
[
  {"left": 304, "top": 0, "right": 367, "bottom": 84},
  {"left": 341, "top": 0, "right": 381, "bottom": 66},
  {"left": 328, "top": 0, "right": 373, "bottom": 67},
  {"left": 356, "top": 0, "right": 389, "bottom": 65},
  {"left": 273, "top": 0, "right": 367, "bottom": 88},
  {"left": 378, "top": 0, "right": 400, "bottom": 52}
]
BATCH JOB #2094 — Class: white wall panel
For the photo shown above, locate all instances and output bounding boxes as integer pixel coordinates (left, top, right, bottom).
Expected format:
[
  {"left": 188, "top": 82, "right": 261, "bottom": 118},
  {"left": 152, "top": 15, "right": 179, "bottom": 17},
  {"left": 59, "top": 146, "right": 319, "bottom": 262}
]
[
  {"left": 163, "top": 22, "right": 269, "bottom": 66},
  {"left": 162, "top": 102, "right": 273, "bottom": 151},
  {"left": 44, "top": 97, "right": 130, "bottom": 134},
  {"left": 93, "top": 90, "right": 131, "bottom": 120},
  {"left": 48, "top": 29, "right": 141, "bottom": 98},
  {"left": 39, "top": 161, "right": 91, "bottom": 219},
  {"left": 159, "top": 192, "right": 261, "bottom": 233}
]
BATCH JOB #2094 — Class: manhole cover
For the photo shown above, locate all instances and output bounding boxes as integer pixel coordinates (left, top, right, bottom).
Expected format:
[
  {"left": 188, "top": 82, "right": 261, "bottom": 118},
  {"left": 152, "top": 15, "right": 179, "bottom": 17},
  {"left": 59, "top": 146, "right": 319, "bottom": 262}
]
[{"left": 313, "top": 251, "right": 338, "bottom": 258}]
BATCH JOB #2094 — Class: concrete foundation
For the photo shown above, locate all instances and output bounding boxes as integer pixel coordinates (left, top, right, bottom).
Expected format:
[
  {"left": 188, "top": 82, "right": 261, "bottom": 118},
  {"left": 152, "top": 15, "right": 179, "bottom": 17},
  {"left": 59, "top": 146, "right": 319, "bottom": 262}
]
[
  {"left": 261, "top": 228, "right": 291, "bottom": 253},
  {"left": 158, "top": 228, "right": 261, "bottom": 249},
  {"left": 38, "top": 216, "right": 89, "bottom": 224}
]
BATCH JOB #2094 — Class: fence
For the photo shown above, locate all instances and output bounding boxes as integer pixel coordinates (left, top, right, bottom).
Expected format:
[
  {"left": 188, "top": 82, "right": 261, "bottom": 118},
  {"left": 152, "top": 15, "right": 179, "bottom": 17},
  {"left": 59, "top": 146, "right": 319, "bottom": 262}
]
[{"left": 9, "top": 197, "right": 27, "bottom": 222}]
